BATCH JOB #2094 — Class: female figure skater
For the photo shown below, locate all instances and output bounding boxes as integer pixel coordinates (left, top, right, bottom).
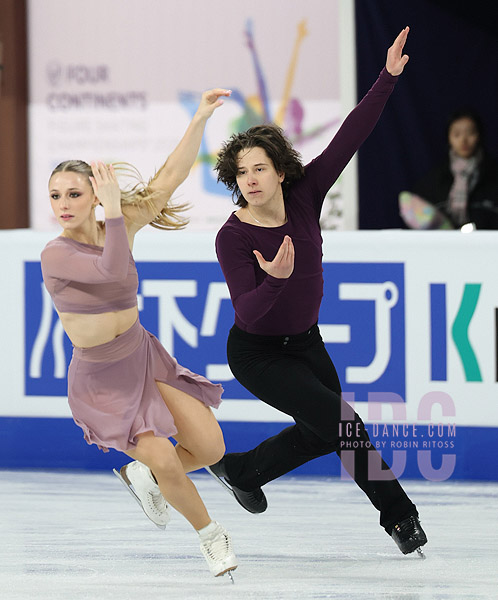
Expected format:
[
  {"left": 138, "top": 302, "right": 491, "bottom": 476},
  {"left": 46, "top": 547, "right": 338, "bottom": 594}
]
[
  {"left": 206, "top": 28, "right": 428, "bottom": 556},
  {"left": 40, "top": 89, "right": 238, "bottom": 579}
]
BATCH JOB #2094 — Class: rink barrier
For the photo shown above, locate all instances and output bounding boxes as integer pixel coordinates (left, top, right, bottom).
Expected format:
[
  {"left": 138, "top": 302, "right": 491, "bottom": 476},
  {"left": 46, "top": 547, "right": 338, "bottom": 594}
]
[{"left": 1, "top": 229, "right": 498, "bottom": 479}]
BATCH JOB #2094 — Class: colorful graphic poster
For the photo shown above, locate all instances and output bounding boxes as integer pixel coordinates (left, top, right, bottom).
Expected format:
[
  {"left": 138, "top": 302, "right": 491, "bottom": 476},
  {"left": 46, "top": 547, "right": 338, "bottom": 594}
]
[{"left": 28, "top": 0, "right": 355, "bottom": 231}]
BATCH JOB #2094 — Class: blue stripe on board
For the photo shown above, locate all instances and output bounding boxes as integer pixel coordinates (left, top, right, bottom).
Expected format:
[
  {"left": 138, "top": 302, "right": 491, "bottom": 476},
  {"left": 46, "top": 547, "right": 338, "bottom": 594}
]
[
  {"left": 430, "top": 283, "right": 447, "bottom": 381},
  {"left": 219, "top": 421, "right": 494, "bottom": 482},
  {"left": 0, "top": 417, "right": 496, "bottom": 481}
]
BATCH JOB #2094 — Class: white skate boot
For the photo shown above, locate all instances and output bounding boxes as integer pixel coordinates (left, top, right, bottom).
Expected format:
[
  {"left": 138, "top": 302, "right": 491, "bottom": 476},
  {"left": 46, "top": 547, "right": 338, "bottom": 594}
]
[
  {"left": 113, "top": 461, "right": 170, "bottom": 530},
  {"left": 198, "top": 521, "right": 238, "bottom": 581}
]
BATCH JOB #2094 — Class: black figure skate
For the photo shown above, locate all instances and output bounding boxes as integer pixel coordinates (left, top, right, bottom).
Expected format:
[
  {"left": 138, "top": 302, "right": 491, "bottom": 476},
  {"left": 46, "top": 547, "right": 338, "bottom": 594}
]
[
  {"left": 391, "top": 515, "right": 428, "bottom": 559},
  {"left": 206, "top": 459, "right": 268, "bottom": 514}
]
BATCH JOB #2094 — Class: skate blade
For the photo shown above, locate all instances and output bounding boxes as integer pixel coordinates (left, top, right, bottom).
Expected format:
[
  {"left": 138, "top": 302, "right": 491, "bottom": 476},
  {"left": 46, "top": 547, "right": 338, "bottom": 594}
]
[
  {"left": 205, "top": 466, "right": 236, "bottom": 498},
  {"left": 216, "top": 566, "right": 237, "bottom": 583},
  {"left": 416, "top": 547, "right": 426, "bottom": 559},
  {"left": 112, "top": 468, "right": 166, "bottom": 531}
]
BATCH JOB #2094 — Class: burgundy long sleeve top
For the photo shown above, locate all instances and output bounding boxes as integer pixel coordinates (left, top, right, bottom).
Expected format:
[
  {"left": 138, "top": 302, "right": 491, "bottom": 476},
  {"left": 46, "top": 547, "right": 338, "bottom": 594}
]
[{"left": 215, "top": 68, "right": 398, "bottom": 335}]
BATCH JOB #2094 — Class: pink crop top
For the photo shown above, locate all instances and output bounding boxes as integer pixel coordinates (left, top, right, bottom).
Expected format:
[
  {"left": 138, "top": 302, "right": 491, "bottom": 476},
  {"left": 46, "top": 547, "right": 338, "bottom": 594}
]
[{"left": 41, "top": 216, "right": 139, "bottom": 314}]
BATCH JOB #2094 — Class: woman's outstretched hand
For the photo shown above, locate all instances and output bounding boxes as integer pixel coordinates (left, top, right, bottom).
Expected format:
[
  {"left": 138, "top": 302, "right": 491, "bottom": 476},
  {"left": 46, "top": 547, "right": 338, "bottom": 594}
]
[
  {"left": 386, "top": 27, "right": 410, "bottom": 76},
  {"left": 89, "top": 162, "right": 122, "bottom": 217},
  {"left": 253, "top": 235, "right": 295, "bottom": 279},
  {"left": 196, "top": 88, "right": 232, "bottom": 120}
]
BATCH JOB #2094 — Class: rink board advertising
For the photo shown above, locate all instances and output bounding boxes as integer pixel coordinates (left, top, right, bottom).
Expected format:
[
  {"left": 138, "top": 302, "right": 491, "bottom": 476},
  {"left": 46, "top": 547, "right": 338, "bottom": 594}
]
[{"left": 1, "top": 230, "right": 497, "bottom": 479}]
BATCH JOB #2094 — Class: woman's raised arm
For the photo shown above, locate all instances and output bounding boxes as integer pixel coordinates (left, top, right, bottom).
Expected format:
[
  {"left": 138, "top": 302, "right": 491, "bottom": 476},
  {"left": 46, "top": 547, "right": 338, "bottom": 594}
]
[{"left": 124, "top": 88, "right": 231, "bottom": 232}]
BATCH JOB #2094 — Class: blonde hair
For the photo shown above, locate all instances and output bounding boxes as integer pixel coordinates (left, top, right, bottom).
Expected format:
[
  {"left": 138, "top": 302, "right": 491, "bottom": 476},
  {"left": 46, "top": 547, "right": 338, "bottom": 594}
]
[{"left": 50, "top": 160, "right": 189, "bottom": 230}]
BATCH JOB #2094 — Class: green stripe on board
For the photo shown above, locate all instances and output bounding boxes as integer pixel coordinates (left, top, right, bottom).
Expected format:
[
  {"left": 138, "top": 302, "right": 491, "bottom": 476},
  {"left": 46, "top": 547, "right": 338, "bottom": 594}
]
[{"left": 451, "top": 284, "right": 482, "bottom": 382}]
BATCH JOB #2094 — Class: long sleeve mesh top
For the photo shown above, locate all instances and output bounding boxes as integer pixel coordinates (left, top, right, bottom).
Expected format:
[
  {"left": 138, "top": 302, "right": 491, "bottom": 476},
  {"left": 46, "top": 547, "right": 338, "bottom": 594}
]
[{"left": 41, "top": 216, "right": 139, "bottom": 314}]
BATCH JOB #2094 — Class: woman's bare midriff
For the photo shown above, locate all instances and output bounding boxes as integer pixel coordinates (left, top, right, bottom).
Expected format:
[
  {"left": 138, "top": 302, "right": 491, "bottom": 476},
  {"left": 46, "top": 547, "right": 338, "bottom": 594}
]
[{"left": 58, "top": 306, "right": 139, "bottom": 348}]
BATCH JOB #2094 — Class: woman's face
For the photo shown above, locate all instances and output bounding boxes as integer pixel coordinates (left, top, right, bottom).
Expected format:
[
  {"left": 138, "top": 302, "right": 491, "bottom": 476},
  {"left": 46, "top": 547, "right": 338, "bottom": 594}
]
[
  {"left": 49, "top": 171, "right": 97, "bottom": 230},
  {"left": 448, "top": 117, "right": 480, "bottom": 159}
]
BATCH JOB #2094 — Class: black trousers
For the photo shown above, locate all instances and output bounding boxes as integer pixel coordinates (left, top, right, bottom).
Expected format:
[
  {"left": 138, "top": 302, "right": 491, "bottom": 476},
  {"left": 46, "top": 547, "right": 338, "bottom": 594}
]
[{"left": 224, "top": 323, "right": 417, "bottom": 531}]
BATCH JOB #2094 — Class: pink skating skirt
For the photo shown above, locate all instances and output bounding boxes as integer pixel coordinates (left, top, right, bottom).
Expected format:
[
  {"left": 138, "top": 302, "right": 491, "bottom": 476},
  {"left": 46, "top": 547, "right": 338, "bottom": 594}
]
[{"left": 67, "top": 319, "right": 223, "bottom": 452}]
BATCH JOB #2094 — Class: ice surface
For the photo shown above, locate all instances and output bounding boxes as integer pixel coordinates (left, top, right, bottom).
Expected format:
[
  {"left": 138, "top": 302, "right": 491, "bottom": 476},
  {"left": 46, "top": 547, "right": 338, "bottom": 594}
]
[{"left": 1, "top": 471, "right": 497, "bottom": 599}]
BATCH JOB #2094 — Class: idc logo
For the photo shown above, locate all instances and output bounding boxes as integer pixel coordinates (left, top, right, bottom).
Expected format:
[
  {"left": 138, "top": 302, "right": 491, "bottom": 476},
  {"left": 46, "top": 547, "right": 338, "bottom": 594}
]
[
  {"left": 24, "top": 261, "right": 252, "bottom": 399},
  {"left": 320, "top": 263, "right": 405, "bottom": 403}
]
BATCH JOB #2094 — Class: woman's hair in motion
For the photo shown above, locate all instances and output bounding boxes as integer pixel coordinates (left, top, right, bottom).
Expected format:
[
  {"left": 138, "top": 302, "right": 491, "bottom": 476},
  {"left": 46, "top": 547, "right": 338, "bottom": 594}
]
[
  {"left": 49, "top": 160, "right": 189, "bottom": 230},
  {"left": 215, "top": 124, "right": 305, "bottom": 207}
]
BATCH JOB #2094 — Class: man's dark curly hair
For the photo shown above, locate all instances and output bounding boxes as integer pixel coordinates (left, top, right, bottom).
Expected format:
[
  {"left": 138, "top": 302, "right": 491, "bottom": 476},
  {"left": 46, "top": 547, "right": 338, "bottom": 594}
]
[{"left": 215, "top": 124, "right": 305, "bottom": 207}]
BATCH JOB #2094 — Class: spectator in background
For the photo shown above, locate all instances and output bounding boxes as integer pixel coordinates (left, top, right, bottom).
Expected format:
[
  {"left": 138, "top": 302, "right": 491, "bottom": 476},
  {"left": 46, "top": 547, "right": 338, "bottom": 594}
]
[{"left": 410, "top": 109, "right": 498, "bottom": 229}]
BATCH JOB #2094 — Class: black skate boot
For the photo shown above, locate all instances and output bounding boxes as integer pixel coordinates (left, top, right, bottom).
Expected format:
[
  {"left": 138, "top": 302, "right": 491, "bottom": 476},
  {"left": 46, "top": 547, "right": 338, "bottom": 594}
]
[
  {"left": 206, "top": 459, "right": 268, "bottom": 514},
  {"left": 390, "top": 515, "right": 428, "bottom": 558}
]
